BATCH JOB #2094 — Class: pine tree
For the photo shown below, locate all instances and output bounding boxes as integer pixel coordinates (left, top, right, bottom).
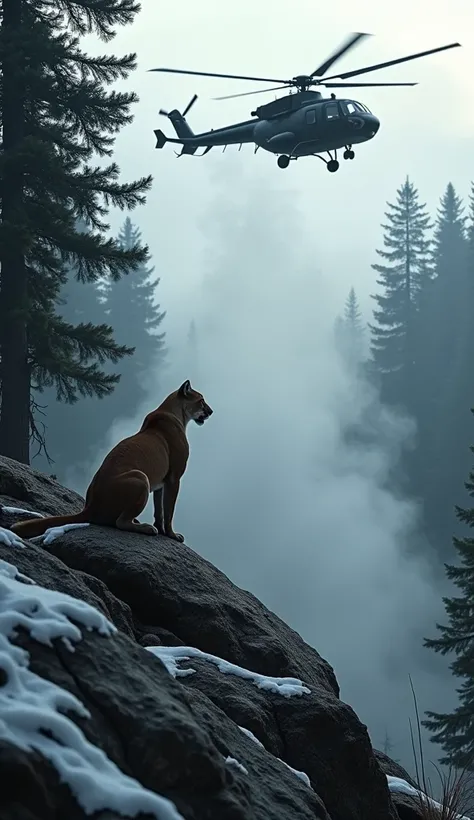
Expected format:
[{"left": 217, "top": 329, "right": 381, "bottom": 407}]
[
  {"left": 335, "top": 287, "right": 365, "bottom": 368},
  {"left": 0, "top": 1, "right": 152, "bottom": 463},
  {"left": 103, "top": 217, "right": 167, "bottom": 418},
  {"left": 423, "top": 414, "right": 474, "bottom": 768},
  {"left": 369, "top": 178, "right": 433, "bottom": 410},
  {"left": 414, "top": 184, "right": 471, "bottom": 557},
  {"left": 187, "top": 319, "right": 199, "bottom": 380}
]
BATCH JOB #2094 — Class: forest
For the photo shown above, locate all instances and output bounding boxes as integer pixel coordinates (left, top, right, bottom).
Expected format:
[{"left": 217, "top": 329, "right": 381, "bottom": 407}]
[{"left": 1, "top": 0, "right": 474, "bottom": 771}]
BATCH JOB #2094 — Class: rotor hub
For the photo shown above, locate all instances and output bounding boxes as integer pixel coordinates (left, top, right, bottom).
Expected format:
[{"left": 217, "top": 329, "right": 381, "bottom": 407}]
[{"left": 292, "top": 74, "right": 314, "bottom": 89}]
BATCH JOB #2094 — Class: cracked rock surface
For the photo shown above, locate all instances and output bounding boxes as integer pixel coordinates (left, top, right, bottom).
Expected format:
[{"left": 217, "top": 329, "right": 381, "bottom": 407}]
[{"left": 0, "top": 455, "right": 405, "bottom": 820}]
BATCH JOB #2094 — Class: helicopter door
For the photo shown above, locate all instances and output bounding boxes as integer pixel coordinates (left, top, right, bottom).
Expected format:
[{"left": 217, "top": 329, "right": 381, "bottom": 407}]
[{"left": 324, "top": 101, "right": 340, "bottom": 121}]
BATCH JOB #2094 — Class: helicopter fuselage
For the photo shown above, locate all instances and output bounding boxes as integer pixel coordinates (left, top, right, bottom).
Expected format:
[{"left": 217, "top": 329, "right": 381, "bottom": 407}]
[
  {"left": 152, "top": 35, "right": 460, "bottom": 170},
  {"left": 155, "top": 91, "right": 380, "bottom": 167}
]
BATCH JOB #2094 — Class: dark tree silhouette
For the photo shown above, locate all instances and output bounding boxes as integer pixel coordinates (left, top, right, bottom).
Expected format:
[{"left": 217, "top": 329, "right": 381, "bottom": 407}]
[
  {"left": 369, "top": 177, "right": 432, "bottom": 411},
  {"left": 0, "top": 0, "right": 151, "bottom": 463},
  {"left": 423, "top": 413, "right": 474, "bottom": 768}
]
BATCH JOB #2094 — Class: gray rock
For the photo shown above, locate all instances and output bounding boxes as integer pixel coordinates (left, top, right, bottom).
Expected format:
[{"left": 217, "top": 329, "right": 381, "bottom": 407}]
[{"left": 0, "top": 455, "right": 402, "bottom": 820}]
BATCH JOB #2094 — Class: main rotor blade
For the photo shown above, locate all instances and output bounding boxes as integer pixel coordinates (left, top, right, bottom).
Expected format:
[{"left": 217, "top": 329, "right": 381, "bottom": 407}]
[
  {"left": 311, "top": 31, "right": 371, "bottom": 77},
  {"left": 324, "top": 41, "right": 461, "bottom": 81},
  {"left": 213, "top": 85, "right": 292, "bottom": 100},
  {"left": 323, "top": 81, "right": 418, "bottom": 87},
  {"left": 149, "top": 67, "right": 288, "bottom": 84},
  {"left": 183, "top": 94, "right": 198, "bottom": 115}
]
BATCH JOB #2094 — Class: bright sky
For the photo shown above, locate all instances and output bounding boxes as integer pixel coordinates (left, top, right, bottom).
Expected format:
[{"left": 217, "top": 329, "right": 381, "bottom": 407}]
[{"left": 102, "top": 0, "right": 474, "bottom": 319}]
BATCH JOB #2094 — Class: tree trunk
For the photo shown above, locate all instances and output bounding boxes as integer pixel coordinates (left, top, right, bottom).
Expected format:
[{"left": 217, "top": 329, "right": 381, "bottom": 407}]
[{"left": 0, "top": 0, "right": 30, "bottom": 463}]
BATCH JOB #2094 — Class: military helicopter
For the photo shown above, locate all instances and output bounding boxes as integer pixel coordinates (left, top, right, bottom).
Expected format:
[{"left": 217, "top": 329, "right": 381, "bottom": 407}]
[{"left": 151, "top": 33, "right": 460, "bottom": 171}]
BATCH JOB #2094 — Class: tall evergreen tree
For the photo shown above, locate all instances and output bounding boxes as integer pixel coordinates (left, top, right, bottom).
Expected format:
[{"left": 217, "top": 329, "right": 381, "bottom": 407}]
[
  {"left": 414, "top": 184, "right": 471, "bottom": 557},
  {"left": 186, "top": 319, "right": 199, "bottom": 381},
  {"left": 369, "top": 178, "right": 433, "bottom": 410},
  {"left": 335, "top": 287, "right": 365, "bottom": 368},
  {"left": 103, "top": 216, "right": 167, "bottom": 418},
  {"left": 0, "top": 0, "right": 152, "bottom": 463},
  {"left": 423, "top": 415, "right": 474, "bottom": 767}
]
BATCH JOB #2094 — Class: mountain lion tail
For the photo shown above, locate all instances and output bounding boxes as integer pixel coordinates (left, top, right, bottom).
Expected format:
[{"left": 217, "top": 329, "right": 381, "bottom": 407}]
[{"left": 10, "top": 510, "right": 89, "bottom": 540}]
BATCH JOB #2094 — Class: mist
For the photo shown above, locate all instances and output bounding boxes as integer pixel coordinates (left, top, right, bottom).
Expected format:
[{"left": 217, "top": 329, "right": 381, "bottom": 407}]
[{"left": 66, "top": 166, "right": 458, "bottom": 774}]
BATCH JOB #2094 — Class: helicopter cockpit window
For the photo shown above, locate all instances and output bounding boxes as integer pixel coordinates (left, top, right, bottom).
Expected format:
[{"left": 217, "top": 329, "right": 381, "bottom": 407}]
[
  {"left": 324, "top": 102, "right": 339, "bottom": 120},
  {"left": 341, "top": 101, "right": 367, "bottom": 115},
  {"left": 305, "top": 109, "right": 316, "bottom": 125}
]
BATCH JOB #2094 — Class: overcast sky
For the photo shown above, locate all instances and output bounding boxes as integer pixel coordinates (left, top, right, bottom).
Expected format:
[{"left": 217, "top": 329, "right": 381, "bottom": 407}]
[{"left": 75, "top": 0, "right": 474, "bottom": 774}]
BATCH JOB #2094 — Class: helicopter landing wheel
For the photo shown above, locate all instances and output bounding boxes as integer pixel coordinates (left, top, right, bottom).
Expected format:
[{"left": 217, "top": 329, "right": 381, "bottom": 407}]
[
  {"left": 343, "top": 149, "right": 355, "bottom": 160},
  {"left": 327, "top": 159, "right": 339, "bottom": 172},
  {"left": 277, "top": 154, "right": 290, "bottom": 169}
]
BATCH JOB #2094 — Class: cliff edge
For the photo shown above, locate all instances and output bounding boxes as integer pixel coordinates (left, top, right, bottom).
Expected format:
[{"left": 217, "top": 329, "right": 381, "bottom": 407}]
[{"left": 0, "top": 455, "right": 426, "bottom": 820}]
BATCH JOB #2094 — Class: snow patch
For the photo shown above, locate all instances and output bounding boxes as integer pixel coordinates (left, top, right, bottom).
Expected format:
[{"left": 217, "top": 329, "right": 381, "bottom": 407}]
[
  {"left": 387, "top": 775, "right": 471, "bottom": 819},
  {"left": 35, "top": 523, "right": 90, "bottom": 546},
  {"left": 281, "top": 761, "right": 311, "bottom": 788},
  {"left": 1, "top": 506, "right": 44, "bottom": 518},
  {"left": 146, "top": 645, "right": 311, "bottom": 697},
  {"left": 239, "top": 726, "right": 265, "bottom": 748},
  {"left": 152, "top": 648, "right": 196, "bottom": 680},
  {"left": 238, "top": 725, "right": 311, "bottom": 788},
  {"left": 0, "top": 527, "right": 25, "bottom": 549},
  {"left": 0, "top": 559, "right": 184, "bottom": 820},
  {"left": 225, "top": 756, "right": 248, "bottom": 775}
]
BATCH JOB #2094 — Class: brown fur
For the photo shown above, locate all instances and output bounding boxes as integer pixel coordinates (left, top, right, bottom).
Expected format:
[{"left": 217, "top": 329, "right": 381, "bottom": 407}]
[{"left": 11, "top": 381, "right": 213, "bottom": 542}]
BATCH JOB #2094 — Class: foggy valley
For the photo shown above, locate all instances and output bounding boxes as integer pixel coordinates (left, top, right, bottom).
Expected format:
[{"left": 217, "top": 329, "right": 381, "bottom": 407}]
[{"left": 1, "top": 0, "right": 474, "bottom": 814}]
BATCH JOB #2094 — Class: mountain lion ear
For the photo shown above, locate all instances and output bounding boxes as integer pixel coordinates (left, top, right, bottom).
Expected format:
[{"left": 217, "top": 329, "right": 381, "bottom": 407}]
[{"left": 178, "top": 380, "right": 192, "bottom": 397}]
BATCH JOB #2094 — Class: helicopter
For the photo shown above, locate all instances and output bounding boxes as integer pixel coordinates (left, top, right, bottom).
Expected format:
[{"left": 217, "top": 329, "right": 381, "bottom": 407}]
[{"left": 151, "top": 33, "right": 460, "bottom": 171}]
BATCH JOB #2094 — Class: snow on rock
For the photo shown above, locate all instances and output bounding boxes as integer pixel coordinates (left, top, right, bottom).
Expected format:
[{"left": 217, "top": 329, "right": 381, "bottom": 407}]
[
  {"left": 225, "top": 756, "right": 248, "bottom": 775},
  {"left": 387, "top": 775, "right": 471, "bottom": 820},
  {"left": 0, "top": 505, "right": 44, "bottom": 518},
  {"left": 146, "top": 645, "right": 311, "bottom": 697},
  {"left": 0, "top": 527, "right": 25, "bottom": 549},
  {"left": 239, "top": 726, "right": 265, "bottom": 749},
  {"left": 32, "top": 522, "right": 90, "bottom": 546},
  {"left": 0, "top": 559, "right": 185, "bottom": 820},
  {"left": 238, "top": 725, "right": 312, "bottom": 788}
]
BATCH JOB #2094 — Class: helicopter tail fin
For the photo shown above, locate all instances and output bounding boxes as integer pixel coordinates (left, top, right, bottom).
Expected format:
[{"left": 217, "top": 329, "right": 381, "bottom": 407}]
[
  {"left": 154, "top": 129, "right": 167, "bottom": 149},
  {"left": 167, "top": 110, "right": 195, "bottom": 140}
]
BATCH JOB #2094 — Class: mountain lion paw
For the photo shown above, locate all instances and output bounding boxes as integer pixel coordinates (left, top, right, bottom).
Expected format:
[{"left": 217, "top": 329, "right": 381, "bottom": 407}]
[
  {"left": 138, "top": 523, "right": 158, "bottom": 535},
  {"left": 167, "top": 531, "right": 184, "bottom": 543}
]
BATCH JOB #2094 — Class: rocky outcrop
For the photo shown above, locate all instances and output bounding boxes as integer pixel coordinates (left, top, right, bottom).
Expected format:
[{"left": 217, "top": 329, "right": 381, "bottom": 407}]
[{"left": 0, "top": 454, "right": 421, "bottom": 820}]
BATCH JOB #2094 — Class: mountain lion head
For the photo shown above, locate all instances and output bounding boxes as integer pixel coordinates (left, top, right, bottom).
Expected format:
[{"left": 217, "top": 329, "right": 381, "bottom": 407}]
[{"left": 177, "top": 380, "right": 213, "bottom": 426}]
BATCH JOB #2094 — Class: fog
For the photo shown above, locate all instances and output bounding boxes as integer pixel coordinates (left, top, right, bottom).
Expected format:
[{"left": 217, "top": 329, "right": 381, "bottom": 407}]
[{"left": 66, "top": 0, "right": 474, "bottom": 775}]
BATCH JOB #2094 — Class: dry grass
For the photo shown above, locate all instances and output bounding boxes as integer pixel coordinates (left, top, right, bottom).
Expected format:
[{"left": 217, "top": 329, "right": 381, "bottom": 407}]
[{"left": 408, "top": 676, "right": 474, "bottom": 820}]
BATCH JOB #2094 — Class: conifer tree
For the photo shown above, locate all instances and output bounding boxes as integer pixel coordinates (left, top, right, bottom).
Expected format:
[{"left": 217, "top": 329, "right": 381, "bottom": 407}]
[
  {"left": 0, "top": 0, "right": 152, "bottom": 463},
  {"left": 423, "top": 415, "right": 474, "bottom": 768},
  {"left": 334, "top": 287, "right": 366, "bottom": 368},
  {"left": 104, "top": 217, "right": 167, "bottom": 414},
  {"left": 369, "top": 178, "right": 432, "bottom": 409},
  {"left": 414, "top": 184, "right": 470, "bottom": 556},
  {"left": 187, "top": 319, "right": 199, "bottom": 380}
]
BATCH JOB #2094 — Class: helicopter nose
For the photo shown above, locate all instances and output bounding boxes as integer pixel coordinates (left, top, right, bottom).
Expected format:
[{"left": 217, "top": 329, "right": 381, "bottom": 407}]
[{"left": 366, "top": 114, "right": 380, "bottom": 136}]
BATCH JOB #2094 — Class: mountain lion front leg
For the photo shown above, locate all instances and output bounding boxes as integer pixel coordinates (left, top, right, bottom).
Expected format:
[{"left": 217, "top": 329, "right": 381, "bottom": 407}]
[
  {"left": 153, "top": 487, "right": 165, "bottom": 535},
  {"left": 163, "top": 475, "right": 184, "bottom": 542}
]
